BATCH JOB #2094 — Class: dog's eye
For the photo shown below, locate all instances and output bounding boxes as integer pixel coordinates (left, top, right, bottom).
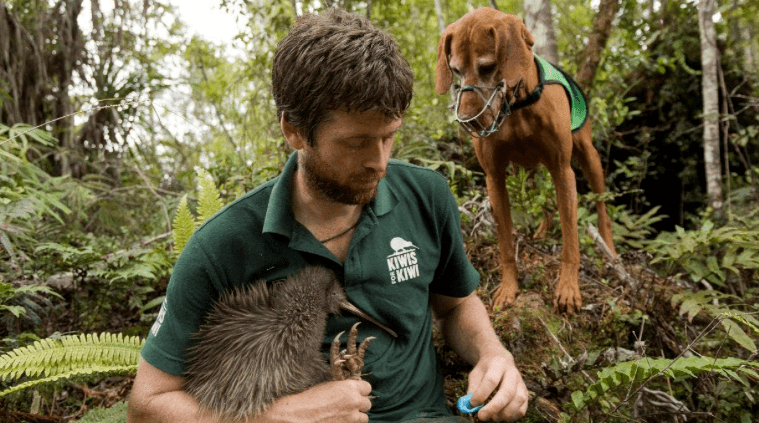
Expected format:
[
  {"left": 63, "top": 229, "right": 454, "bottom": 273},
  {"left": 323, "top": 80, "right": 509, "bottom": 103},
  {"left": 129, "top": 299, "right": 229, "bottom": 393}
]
[{"left": 479, "top": 64, "right": 496, "bottom": 75}]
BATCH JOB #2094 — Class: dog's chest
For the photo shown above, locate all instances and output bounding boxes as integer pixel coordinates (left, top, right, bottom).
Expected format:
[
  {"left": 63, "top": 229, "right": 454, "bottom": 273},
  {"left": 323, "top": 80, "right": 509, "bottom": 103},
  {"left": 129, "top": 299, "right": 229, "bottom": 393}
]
[{"left": 474, "top": 133, "right": 543, "bottom": 168}]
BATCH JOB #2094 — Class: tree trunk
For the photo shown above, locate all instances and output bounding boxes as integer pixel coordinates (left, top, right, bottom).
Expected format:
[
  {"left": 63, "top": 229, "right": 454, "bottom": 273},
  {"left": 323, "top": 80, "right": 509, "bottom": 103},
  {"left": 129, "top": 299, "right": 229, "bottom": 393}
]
[
  {"left": 433, "top": 0, "right": 445, "bottom": 35},
  {"left": 0, "top": 0, "right": 48, "bottom": 126},
  {"left": 523, "top": 0, "right": 558, "bottom": 64},
  {"left": 574, "top": 0, "right": 620, "bottom": 90},
  {"left": 742, "top": 25, "right": 755, "bottom": 72},
  {"left": 698, "top": 0, "right": 723, "bottom": 212}
]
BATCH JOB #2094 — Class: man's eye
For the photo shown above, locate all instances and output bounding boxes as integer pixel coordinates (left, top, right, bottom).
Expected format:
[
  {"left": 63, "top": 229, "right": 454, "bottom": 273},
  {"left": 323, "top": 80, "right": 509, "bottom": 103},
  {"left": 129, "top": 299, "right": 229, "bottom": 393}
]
[{"left": 346, "top": 140, "right": 365, "bottom": 149}]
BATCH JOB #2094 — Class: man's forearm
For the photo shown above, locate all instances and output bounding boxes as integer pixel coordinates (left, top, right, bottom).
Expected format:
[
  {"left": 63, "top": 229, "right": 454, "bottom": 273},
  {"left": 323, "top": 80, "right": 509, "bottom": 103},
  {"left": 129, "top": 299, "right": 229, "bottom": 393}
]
[
  {"left": 437, "top": 294, "right": 511, "bottom": 365},
  {"left": 432, "top": 293, "right": 529, "bottom": 420},
  {"left": 127, "top": 389, "right": 221, "bottom": 423},
  {"left": 127, "top": 358, "right": 373, "bottom": 423}
]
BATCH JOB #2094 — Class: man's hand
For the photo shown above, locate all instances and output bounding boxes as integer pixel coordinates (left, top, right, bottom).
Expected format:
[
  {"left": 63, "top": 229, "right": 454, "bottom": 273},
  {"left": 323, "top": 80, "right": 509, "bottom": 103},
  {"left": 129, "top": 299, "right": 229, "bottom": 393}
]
[
  {"left": 466, "top": 353, "right": 528, "bottom": 422},
  {"left": 259, "top": 379, "right": 373, "bottom": 423}
]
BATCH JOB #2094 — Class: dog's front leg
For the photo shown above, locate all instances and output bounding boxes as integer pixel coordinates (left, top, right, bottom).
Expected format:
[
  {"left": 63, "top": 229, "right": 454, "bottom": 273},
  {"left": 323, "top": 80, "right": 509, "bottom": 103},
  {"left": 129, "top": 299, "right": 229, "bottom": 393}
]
[
  {"left": 475, "top": 147, "right": 519, "bottom": 309},
  {"left": 486, "top": 170, "right": 520, "bottom": 309},
  {"left": 550, "top": 163, "right": 582, "bottom": 314}
]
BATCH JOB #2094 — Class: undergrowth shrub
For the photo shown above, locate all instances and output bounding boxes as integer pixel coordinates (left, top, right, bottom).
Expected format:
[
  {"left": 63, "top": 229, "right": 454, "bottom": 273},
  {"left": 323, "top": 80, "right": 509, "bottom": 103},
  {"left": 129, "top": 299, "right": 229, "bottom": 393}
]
[
  {"left": 0, "top": 169, "right": 226, "bottom": 405},
  {"left": 647, "top": 210, "right": 759, "bottom": 293},
  {"left": 566, "top": 354, "right": 759, "bottom": 420}
]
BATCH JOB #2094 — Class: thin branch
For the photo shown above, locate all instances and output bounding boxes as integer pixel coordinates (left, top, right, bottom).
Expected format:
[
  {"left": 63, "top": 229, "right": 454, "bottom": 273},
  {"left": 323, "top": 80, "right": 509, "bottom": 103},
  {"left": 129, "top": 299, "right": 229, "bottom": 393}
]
[{"left": 132, "top": 163, "right": 172, "bottom": 232}]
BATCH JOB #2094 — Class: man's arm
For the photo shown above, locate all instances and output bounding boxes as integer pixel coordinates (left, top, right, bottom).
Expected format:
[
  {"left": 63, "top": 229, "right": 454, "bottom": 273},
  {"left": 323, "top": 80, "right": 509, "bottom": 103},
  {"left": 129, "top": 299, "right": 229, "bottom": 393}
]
[
  {"left": 430, "top": 292, "right": 528, "bottom": 422},
  {"left": 126, "top": 358, "right": 373, "bottom": 423}
]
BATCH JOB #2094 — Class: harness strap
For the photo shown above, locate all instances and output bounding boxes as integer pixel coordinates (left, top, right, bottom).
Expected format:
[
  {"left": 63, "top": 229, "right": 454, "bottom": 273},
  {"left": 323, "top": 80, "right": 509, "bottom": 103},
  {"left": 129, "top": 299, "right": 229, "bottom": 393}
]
[{"left": 506, "top": 57, "right": 545, "bottom": 113}]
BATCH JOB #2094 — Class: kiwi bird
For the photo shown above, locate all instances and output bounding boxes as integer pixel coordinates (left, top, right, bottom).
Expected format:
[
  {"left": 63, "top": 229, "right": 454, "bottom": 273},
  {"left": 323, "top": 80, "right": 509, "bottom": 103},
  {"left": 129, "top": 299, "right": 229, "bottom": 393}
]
[{"left": 183, "top": 266, "right": 396, "bottom": 422}]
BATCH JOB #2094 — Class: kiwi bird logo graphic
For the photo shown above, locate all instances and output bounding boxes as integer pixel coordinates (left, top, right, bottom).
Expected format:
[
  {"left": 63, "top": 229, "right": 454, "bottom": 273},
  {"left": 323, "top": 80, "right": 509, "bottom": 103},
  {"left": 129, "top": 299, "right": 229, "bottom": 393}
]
[{"left": 389, "top": 237, "right": 418, "bottom": 255}]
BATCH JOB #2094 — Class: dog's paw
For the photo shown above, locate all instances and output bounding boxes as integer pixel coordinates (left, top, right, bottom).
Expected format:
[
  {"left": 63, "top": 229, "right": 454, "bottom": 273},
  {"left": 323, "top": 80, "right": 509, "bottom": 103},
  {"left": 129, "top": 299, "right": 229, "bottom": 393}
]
[
  {"left": 492, "top": 284, "right": 519, "bottom": 309},
  {"left": 553, "top": 285, "right": 582, "bottom": 315}
]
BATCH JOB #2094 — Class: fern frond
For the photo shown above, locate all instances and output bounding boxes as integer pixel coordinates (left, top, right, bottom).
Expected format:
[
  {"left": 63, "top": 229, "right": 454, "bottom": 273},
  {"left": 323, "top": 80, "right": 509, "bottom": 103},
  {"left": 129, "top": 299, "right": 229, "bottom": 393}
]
[
  {"left": 195, "top": 169, "right": 223, "bottom": 225},
  {"left": 0, "top": 332, "right": 144, "bottom": 397},
  {"left": 0, "top": 364, "right": 138, "bottom": 397},
  {"left": 571, "top": 356, "right": 759, "bottom": 411},
  {"left": 173, "top": 195, "right": 195, "bottom": 259}
]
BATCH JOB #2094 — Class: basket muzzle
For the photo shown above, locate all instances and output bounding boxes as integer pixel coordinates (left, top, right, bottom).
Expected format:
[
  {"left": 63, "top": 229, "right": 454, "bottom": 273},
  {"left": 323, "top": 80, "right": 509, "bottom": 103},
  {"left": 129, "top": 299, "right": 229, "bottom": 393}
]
[{"left": 452, "top": 79, "right": 524, "bottom": 138}]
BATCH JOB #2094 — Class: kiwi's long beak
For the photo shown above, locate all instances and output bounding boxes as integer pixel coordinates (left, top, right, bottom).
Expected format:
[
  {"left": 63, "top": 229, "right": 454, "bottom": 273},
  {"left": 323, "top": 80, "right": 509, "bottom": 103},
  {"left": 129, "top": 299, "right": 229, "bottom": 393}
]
[{"left": 340, "top": 300, "right": 398, "bottom": 338}]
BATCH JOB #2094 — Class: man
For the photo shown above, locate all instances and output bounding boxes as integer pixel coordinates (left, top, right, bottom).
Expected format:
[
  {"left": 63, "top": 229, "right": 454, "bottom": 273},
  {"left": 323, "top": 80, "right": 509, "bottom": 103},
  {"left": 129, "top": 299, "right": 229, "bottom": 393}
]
[{"left": 127, "top": 7, "right": 528, "bottom": 423}]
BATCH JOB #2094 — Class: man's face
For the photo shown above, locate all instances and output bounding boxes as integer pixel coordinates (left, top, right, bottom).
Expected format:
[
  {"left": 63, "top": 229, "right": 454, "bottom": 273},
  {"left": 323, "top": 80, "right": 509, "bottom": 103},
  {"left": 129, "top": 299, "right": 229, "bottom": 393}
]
[{"left": 300, "top": 109, "right": 401, "bottom": 205}]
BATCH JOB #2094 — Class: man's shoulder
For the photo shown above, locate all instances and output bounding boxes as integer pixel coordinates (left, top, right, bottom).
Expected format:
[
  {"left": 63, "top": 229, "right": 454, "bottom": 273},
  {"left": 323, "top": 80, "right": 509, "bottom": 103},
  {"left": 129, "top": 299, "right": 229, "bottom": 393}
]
[
  {"left": 194, "top": 176, "right": 278, "bottom": 236},
  {"left": 384, "top": 160, "right": 455, "bottom": 217},
  {"left": 386, "top": 159, "right": 448, "bottom": 188}
]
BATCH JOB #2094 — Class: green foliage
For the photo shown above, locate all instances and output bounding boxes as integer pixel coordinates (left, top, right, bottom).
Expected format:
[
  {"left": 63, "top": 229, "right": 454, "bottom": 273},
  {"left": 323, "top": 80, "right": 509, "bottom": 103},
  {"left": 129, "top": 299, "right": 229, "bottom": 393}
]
[
  {"left": 196, "top": 170, "right": 225, "bottom": 224},
  {"left": 0, "top": 124, "right": 72, "bottom": 264},
  {"left": 504, "top": 167, "right": 557, "bottom": 239},
  {"left": 173, "top": 195, "right": 195, "bottom": 260},
  {"left": 569, "top": 355, "right": 759, "bottom": 413},
  {"left": 602, "top": 204, "right": 666, "bottom": 250},
  {"left": 171, "top": 170, "right": 226, "bottom": 260},
  {"left": 0, "top": 282, "right": 60, "bottom": 322},
  {"left": 647, "top": 214, "right": 759, "bottom": 288},
  {"left": 35, "top": 240, "right": 171, "bottom": 287},
  {"left": 0, "top": 333, "right": 143, "bottom": 397},
  {"left": 77, "top": 401, "right": 128, "bottom": 423},
  {"left": 673, "top": 290, "right": 759, "bottom": 353}
]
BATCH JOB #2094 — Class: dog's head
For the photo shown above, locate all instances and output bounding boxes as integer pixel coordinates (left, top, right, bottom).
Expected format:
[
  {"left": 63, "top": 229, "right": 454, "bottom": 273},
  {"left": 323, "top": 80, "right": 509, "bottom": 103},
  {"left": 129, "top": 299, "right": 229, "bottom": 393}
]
[{"left": 436, "top": 8, "right": 535, "bottom": 135}]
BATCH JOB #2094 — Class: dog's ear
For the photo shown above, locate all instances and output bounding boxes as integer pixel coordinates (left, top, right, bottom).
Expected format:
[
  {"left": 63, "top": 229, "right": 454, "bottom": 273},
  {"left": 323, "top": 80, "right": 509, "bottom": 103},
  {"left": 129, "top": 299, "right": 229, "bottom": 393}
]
[
  {"left": 494, "top": 15, "right": 535, "bottom": 71},
  {"left": 435, "top": 26, "right": 454, "bottom": 95}
]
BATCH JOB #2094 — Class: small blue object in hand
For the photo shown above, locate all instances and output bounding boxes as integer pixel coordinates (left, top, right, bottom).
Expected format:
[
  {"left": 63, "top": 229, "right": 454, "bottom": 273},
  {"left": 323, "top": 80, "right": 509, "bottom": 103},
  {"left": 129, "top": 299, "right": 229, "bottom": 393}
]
[{"left": 456, "top": 393, "right": 484, "bottom": 415}]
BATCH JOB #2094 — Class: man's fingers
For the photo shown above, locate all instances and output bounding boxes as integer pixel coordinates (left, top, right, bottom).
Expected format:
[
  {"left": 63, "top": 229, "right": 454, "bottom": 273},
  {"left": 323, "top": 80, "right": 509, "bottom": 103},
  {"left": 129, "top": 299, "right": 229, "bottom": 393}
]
[
  {"left": 468, "top": 356, "right": 511, "bottom": 406},
  {"left": 345, "top": 380, "right": 373, "bottom": 412},
  {"left": 478, "top": 380, "right": 529, "bottom": 422},
  {"left": 476, "top": 381, "right": 512, "bottom": 420}
]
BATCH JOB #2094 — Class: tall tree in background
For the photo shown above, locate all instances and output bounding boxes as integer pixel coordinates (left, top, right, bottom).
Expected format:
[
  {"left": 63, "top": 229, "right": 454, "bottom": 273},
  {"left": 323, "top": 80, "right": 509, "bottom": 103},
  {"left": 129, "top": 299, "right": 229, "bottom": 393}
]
[
  {"left": 698, "top": 0, "right": 723, "bottom": 212},
  {"left": 0, "top": 0, "right": 85, "bottom": 175},
  {"left": 433, "top": 0, "right": 446, "bottom": 34},
  {"left": 574, "top": 0, "right": 620, "bottom": 89},
  {"left": 0, "top": 0, "right": 177, "bottom": 178},
  {"left": 523, "top": 0, "right": 558, "bottom": 64}
]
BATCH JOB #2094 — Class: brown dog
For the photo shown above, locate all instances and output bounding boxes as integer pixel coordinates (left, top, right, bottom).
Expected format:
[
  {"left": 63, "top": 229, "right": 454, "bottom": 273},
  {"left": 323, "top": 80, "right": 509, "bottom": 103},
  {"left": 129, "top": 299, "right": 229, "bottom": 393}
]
[{"left": 435, "top": 8, "right": 616, "bottom": 314}]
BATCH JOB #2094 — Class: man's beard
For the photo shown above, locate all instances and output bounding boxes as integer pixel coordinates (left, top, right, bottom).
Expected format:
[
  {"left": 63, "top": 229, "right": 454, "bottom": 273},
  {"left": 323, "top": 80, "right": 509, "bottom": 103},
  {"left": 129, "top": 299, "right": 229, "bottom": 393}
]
[{"left": 301, "top": 151, "right": 386, "bottom": 205}]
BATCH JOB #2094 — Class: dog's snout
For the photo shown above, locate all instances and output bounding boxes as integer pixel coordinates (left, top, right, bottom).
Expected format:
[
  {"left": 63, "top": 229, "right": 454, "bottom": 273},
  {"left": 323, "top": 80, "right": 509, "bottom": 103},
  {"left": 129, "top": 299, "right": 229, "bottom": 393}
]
[{"left": 457, "top": 91, "right": 489, "bottom": 120}]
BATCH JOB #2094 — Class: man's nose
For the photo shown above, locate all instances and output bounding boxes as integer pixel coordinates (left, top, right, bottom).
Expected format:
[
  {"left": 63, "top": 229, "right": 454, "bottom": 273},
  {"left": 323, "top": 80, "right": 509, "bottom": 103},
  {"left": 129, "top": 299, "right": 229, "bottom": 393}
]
[{"left": 363, "top": 138, "right": 392, "bottom": 173}]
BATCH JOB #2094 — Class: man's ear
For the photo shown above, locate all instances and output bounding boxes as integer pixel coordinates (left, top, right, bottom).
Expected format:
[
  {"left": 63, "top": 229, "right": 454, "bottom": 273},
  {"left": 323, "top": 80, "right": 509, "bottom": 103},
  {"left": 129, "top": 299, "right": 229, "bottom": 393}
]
[{"left": 280, "top": 114, "right": 306, "bottom": 150}]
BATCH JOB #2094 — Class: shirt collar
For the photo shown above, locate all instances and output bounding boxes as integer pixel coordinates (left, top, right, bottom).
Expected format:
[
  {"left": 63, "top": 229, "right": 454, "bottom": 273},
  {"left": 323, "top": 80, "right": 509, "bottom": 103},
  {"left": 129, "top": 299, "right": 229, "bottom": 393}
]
[
  {"left": 262, "top": 153, "right": 298, "bottom": 237},
  {"left": 262, "top": 152, "right": 398, "bottom": 238}
]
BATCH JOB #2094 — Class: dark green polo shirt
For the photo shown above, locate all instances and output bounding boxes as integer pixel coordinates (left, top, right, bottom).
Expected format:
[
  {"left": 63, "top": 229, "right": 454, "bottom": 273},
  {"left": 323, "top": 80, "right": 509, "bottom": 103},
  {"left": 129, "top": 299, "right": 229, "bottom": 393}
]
[{"left": 141, "top": 153, "right": 480, "bottom": 422}]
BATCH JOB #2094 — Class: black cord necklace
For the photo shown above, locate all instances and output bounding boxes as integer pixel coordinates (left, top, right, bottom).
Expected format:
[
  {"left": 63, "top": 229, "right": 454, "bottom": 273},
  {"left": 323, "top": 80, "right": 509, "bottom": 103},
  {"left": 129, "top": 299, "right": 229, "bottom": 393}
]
[{"left": 317, "top": 218, "right": 361, "bottom": 244}]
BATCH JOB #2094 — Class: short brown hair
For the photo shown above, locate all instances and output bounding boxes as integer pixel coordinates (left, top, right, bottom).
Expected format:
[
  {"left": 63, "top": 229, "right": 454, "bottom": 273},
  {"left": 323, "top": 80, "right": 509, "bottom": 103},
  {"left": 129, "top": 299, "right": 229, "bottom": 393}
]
[{"left": 272, "top": 8, "right": 414, "bottom": 144}]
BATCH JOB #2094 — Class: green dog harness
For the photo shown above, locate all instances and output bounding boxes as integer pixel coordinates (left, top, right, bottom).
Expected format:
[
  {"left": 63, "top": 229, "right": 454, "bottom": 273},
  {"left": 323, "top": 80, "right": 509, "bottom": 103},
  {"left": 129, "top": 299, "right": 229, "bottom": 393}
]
[
  {"left": 506, "top": 55, "right": 589, "bottom": 132},
  {"left": 534, "top": 55, "right": 589, "bottom": 132}
]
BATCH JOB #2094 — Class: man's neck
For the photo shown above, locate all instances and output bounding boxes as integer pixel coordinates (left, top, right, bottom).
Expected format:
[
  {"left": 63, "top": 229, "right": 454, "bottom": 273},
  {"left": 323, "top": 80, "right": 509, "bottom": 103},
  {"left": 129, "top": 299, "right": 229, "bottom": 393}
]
[{"left": 291, "top": 168, "right": 362, "bottom": 231}]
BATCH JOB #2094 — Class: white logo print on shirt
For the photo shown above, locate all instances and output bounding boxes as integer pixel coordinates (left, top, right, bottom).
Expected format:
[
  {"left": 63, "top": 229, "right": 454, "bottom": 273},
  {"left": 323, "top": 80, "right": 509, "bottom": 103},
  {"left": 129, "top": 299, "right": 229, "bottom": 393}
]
[
  {"left": 150, "top": 298, "right": 168, "bottom": 337},
  {"left": 387, "top": 237, "right": 420, "bottom": 284}
]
